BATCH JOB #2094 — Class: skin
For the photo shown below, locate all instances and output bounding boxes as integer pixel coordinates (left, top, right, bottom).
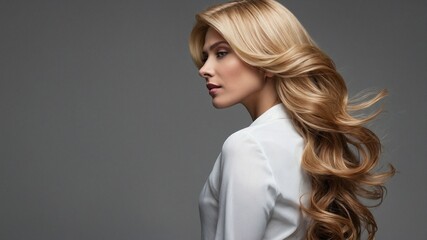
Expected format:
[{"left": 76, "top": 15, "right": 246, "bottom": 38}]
[{"left": 199, "top": 28, "right": 280, "bottom": 120}]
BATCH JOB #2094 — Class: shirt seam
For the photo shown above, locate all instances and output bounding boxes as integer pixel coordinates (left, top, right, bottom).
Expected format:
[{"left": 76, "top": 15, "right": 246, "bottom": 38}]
[{"left": 243, "top": 131, "right": 280, "bottom": 200}]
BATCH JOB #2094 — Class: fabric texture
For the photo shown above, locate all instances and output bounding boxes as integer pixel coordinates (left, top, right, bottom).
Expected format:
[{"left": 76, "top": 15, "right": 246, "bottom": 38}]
[{"left": 199, "top": 103, "right": 311, "bottom": 240}]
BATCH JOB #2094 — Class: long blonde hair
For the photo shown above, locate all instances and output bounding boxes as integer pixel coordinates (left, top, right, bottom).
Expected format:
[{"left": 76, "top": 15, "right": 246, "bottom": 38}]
[{"left": 189, "top": 0, "right": 395, "bottom": 239}]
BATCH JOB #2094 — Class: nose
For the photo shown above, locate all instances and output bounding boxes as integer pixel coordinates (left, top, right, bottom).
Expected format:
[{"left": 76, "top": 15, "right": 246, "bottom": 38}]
[{"left": 198, "top": 61, "right": 213, "bottom": 80}]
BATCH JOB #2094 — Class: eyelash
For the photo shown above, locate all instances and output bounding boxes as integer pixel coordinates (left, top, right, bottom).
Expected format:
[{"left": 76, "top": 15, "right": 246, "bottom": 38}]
[
  {"left": 201, "top": 50, "right": 228, "bottom": 63},
  {"left": 216, "top": 51, "right": 228, "bottom": 58}
]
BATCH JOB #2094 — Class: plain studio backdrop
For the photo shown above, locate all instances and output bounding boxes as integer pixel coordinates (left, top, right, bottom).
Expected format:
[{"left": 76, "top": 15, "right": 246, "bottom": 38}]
[{"left": 1, "top": 0, "right": 426, "bottom": 239}]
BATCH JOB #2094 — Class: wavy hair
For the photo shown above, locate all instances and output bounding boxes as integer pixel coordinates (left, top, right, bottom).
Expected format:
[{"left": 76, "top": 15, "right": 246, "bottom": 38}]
[{"left": 189, "top": 0, "right": 395, "bottom": 239}]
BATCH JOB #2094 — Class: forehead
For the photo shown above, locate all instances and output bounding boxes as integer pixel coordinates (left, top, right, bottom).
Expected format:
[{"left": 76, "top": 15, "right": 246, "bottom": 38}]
[{"left": 202, "top": 28, "right": 227, "bottom": 51}]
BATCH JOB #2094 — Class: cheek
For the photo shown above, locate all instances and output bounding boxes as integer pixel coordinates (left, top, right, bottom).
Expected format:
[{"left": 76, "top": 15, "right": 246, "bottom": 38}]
[
  {"left": 212, "top": 60, "right": 263, "bottom": 108},
  {"left": 221, "top": 57, "right": 244, "bottom": 81},
  {"left": 222, "top": 58, "right": 261, "bottom": 87}
]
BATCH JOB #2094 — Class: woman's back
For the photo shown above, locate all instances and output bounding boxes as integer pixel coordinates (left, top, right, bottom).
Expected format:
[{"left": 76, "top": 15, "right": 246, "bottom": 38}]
[{"left": 199, "top": 104, "right": 311, "bottom": 239}]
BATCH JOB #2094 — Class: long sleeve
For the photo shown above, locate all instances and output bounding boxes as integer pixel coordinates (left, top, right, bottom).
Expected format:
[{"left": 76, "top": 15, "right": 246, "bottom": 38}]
[{"left": 214, "top": 131, "right": 279, "bottom": 240}]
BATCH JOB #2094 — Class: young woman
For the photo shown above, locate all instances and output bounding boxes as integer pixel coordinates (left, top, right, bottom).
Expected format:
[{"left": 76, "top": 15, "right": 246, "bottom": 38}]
[{"left": 188, "top": 1, "right": 395, "bottom": 239}]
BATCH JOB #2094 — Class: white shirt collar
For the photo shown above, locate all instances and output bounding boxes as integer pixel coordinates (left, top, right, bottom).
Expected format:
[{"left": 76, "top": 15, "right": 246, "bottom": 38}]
[{"left": 250, "top": 103, "right": 290, "bottom": 127}]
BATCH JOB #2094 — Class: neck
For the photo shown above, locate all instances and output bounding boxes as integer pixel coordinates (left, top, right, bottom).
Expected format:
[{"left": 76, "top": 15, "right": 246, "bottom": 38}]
[{"left": 242, "top": 79, "right": 281, "bottom": 121}]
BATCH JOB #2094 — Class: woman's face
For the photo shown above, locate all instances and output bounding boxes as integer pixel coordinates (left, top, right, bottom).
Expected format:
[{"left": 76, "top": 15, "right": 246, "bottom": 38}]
[{"left": 199, "top": 28, "right": 266, "bottom": 109}]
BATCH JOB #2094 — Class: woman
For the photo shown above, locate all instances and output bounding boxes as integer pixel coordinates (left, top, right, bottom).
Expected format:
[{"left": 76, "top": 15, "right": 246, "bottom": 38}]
[{"left": 188, "top": 0, "right": 394, "bottom": 239}]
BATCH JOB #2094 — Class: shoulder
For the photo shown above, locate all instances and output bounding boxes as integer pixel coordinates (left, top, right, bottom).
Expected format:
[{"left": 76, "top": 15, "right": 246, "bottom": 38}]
[
  {"left": 220, "top": 128, "right": 267, "bottom": 164},
  {"left": 221, "top": 121, "right": 286, "bottom": 152},
  {"left": 222, "top": 128, "right": 257, "bottom": 152},
  {"left": 222, "top": 121, "right": 287, "bottom": 152}
]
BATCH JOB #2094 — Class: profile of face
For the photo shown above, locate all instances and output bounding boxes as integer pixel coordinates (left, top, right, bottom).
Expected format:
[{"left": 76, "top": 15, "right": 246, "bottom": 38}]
[{"left": 199, "top": 28, "right": 270, "bottom": 109}]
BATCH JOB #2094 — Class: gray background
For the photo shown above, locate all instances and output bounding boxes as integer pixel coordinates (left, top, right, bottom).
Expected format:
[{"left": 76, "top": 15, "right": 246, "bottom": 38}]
[{"left": 1, "top": 0, "right": 426, "bottom": 239}]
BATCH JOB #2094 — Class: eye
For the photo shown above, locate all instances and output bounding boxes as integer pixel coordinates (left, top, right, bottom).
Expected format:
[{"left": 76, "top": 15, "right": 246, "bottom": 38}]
[{"left": 216, "top": 51, "right": 228, "bottom": 59}]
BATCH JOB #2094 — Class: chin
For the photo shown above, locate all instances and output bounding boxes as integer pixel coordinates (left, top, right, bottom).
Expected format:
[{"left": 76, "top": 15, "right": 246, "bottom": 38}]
[{"left": 211, "top": 99, "right": 236, "bottom": 109}]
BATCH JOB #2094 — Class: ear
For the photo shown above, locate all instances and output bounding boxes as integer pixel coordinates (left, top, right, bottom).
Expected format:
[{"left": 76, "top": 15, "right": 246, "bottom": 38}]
[
  {"left": 257, "top": 68, "right": 274, "bottom": 78},
  {"left": 265, "top": 71, "right": 274, "bottom": 78}
]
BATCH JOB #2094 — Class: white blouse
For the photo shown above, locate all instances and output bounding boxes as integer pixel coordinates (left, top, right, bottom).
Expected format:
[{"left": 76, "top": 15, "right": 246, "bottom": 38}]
[{"left": 199, "top": 103, "right": 311, "bottom": 240}]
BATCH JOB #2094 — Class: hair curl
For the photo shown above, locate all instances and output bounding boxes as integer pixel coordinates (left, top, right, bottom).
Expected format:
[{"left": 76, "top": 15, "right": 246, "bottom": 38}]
[{"left": 189, "top": 0, "right": 395, "bottom": 239}]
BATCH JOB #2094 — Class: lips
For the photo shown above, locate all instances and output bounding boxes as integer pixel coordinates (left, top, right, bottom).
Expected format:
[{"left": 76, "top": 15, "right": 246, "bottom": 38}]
[
  {"left": 206, "top": 83, "right": 221, "bottom": 90},
  {"left": 206, "top": 83, "right": 221, "bottom": 96}
]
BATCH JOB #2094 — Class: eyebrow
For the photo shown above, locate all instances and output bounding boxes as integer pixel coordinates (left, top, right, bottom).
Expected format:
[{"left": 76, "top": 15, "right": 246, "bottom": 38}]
[{"left": 202, "top": 40, "right": 229, "bottom": 54}]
